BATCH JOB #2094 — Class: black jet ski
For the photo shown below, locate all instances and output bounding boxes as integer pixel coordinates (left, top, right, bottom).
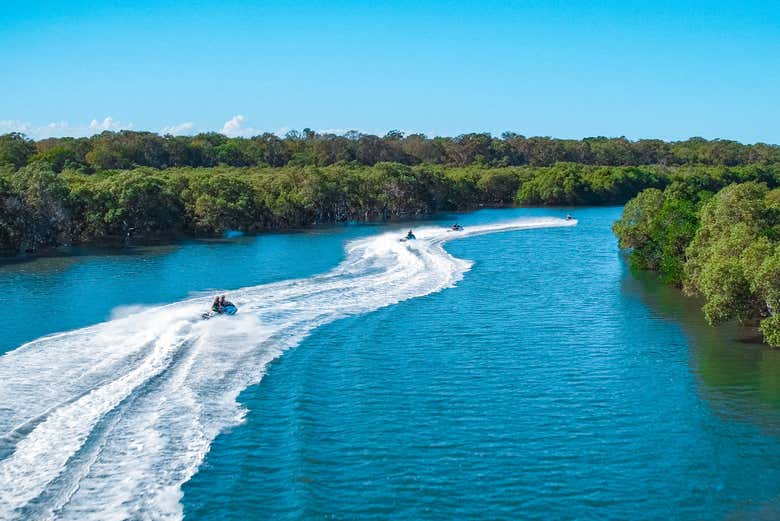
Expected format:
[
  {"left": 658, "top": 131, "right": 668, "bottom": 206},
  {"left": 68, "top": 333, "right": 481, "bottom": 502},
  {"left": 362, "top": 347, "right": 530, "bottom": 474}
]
[
  {"left": 447, "top": 223, "right": 464, "bottom": 232},
  {"left": 566, "top": 214, "right": 573, "bottom": 220}
]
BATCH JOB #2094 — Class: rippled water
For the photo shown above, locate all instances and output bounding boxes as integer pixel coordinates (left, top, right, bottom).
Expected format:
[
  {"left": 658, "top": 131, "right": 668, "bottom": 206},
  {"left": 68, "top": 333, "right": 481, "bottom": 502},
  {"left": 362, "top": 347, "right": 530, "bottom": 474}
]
[{"left": 3, "top": 207, "right": 780, "bottom": 520}]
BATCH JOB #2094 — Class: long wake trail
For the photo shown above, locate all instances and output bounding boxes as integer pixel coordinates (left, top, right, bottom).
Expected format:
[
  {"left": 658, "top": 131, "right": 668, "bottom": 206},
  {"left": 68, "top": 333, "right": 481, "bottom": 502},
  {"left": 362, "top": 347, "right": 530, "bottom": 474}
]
[{"left": 0, "top": 217, "right": 575, "bottom": 520}]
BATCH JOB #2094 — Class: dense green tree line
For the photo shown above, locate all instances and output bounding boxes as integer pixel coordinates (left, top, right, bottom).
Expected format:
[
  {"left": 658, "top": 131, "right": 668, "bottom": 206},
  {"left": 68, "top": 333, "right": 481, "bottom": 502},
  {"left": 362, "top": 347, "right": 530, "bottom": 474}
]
[
  {"left": 614, "top": 167, "right": 780, "bottom": 346},
  {"left": 5, "top": 157, "right": 780, "bottom": 256},
  {"left": 2, "top": 131, "right": 780, "bottom": 173}
]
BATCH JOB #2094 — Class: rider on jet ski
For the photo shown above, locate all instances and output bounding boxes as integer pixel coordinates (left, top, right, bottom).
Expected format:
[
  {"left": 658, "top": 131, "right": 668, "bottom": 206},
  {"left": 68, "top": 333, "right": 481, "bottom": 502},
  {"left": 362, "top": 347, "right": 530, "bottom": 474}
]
[{"left": 212, "top": 295, "right": 235, "bottom": 314}]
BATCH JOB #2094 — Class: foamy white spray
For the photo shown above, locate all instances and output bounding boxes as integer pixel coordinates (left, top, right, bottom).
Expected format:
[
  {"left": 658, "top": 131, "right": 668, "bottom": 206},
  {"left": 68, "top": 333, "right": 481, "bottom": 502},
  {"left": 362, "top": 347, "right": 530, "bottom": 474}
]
[{"left": 0, "top": 217, "right": 575, "bottom": 520}]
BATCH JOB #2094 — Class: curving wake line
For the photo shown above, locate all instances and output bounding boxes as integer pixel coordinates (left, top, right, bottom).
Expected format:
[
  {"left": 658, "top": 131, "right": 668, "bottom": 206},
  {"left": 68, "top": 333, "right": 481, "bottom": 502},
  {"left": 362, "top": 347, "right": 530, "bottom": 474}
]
[{"left": 0, "top": 217, "right": 575, "bottom": 521}]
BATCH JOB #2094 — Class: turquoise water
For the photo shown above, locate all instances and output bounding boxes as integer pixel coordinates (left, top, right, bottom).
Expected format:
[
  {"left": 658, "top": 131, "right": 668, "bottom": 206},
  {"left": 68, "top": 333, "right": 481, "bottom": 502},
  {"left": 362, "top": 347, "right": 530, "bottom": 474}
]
[{"left": 2, "top": 207, "right": 780, "bottom": 520}]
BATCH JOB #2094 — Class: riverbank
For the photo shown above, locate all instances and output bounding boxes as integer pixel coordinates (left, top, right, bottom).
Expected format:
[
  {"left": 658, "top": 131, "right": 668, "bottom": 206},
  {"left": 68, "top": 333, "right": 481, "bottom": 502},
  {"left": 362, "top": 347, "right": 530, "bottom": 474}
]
[
  {"left": 0, "top": 160, "right": 660, "bottom": 256},
  {"left": 4, "top": 159, "right": 779, "bottom": 256},
  {"left": 0, "top": 208, "right": 509, "bottom": 263}
]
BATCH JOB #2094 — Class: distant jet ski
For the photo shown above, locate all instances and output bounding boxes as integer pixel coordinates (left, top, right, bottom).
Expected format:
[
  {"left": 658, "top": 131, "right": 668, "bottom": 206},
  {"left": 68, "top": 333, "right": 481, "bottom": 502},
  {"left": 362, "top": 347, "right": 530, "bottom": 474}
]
[
  {"left": 400, "top": 230, "right": 416, "bottom": 242},
  {"left": 566, "top": 214, "right": 573, "bottom": 220},
  {"left": 447, "top": 223, "right": 463, "bottom": 232}
]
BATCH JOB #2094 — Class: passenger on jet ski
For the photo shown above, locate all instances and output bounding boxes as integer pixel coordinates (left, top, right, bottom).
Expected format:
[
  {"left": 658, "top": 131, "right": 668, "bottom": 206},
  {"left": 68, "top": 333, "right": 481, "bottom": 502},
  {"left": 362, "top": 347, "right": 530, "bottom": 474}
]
[
  {"left": 208, "top": 295, "right": 236, "bottom": 315},
  {"left": 406, "top": 230, "right": 416, "bottom": 240}
]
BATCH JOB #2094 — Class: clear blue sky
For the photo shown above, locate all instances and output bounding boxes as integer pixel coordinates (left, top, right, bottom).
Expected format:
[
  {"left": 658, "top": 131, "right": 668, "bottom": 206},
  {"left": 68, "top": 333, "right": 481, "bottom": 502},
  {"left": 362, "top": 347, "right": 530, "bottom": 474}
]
[{"left": 1, "top": 0, "right": 779, "bottom": 142}]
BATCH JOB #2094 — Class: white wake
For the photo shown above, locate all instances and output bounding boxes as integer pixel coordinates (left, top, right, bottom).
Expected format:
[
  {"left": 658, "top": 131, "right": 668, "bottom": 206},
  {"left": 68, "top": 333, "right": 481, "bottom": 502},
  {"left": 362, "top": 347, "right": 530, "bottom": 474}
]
[{"left": 0, "top": 217, "right": 575, "bottom": 520}]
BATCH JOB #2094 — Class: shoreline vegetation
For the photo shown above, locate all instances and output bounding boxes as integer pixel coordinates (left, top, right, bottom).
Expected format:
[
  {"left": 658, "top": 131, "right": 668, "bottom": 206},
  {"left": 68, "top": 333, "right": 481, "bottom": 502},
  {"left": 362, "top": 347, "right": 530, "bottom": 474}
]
[
  {"left": 614, "top": 176, "right": 780, "bottom": 347},
  {"left": 4, "top": 130, "right": 780, "bottom": 346},
  {"left": 3, "top": 130, "right": 780, "bottom": 257}
]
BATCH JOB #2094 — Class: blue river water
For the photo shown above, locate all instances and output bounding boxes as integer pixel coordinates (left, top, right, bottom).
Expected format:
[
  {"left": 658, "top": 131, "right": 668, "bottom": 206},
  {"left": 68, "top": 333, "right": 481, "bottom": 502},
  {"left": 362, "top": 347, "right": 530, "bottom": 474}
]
[{"left": 2, "top": 207, "right": 780, "bottom": 520}]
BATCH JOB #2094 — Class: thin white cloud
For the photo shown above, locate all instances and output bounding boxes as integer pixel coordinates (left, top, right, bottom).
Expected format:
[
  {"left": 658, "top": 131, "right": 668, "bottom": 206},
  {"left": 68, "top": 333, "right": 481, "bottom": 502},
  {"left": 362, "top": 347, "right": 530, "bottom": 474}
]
[
  {"left": 89, "top": 116, "right": 131, "bottom": 132},
  {"left": 0, "top": 117, "right": 133, "bottom": 139},
  {"left": 318, "top": 128, "right": 352, "bottom": 135},
  {"left": 160, "top": 121, "right": 195, "bottom": 135},
  {"left": 220, "top": 114, "right": 259, "bottom": 137}
]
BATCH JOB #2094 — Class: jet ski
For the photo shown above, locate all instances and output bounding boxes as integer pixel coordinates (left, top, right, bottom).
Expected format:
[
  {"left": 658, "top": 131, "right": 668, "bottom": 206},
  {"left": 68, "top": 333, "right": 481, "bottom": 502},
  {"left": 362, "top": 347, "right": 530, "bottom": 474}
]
[
  {"left": 400, "top": 230, "right": 416, "bottom": 242},
  {"left": 566, "top": 214, "right": 573, "bottom": 220},
  {"left": 201, "top": 303, "right": 238, "bottom": 320},
  {"left": 447, "top": 223, "right": 464, "bottom": 232}
]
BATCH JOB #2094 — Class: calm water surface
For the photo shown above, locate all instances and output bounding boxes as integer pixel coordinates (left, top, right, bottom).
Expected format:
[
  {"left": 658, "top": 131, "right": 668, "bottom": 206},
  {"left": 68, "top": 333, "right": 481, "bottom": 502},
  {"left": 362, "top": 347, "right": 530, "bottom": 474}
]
[{"left": 2, "top": 207, "right": 780, "bottom": 520}]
